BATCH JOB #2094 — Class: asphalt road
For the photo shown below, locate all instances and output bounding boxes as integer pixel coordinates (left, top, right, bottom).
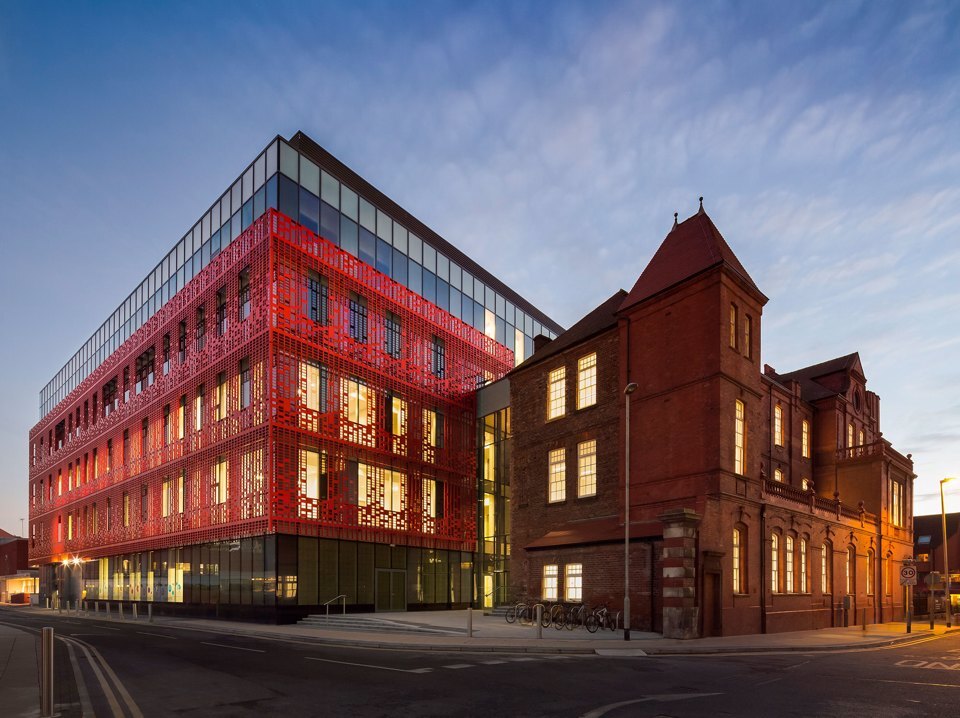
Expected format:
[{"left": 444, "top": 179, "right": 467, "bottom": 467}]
[{"left": 3, "top": 608, "right": 959, "bottom": 717}]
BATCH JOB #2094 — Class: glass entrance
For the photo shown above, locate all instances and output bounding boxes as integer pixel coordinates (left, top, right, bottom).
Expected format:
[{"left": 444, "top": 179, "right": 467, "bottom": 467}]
[{"left": 375, "top": 569, "right": 406, "bottom": 611}]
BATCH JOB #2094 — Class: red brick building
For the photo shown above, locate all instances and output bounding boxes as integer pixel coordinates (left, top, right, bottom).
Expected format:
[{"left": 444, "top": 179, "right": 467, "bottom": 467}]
[{"left": 510, "top": 206, "right": 915, "bottom": 637}]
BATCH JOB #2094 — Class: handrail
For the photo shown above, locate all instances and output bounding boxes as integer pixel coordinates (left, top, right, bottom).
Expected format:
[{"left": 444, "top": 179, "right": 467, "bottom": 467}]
[{"left": 322, "top": 594, "right": 346, "bottom": 622}]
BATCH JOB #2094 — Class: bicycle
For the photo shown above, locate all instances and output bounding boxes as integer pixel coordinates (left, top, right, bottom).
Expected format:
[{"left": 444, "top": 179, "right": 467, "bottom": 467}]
[
  {"left": 586, "top": 605, "right": 619, "bottom": 633},
  {"left": 505, "top": 600, "right": 530, "bottom": 625},
  {"left": 564, "top": 603, "right": 587, "bottom": 630}
]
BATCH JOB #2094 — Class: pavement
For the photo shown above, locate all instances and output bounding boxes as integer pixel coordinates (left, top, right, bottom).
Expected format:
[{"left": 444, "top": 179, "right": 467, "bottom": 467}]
[{"left": 1, "top": 602, "right": 957, "bottom": 717}]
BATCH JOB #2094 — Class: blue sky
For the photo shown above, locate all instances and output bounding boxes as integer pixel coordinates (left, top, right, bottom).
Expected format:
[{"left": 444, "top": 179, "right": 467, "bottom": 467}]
[{"left": 1, "top": 1, "right": 958, "bottom": 537}]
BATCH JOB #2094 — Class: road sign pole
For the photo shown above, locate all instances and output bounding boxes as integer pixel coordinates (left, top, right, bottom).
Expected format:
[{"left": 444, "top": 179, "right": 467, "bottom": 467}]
[{"left": 907, "top": 584, "right": 912, "bottom": 634}]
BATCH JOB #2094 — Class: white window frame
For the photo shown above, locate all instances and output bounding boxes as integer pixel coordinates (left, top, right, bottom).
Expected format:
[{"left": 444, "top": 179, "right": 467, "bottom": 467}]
[
  {"left": 548, "top": 448, "right": 566, "bottom": 503},
  {"left": 577, "top": 439, "right": 597, "bottom": 497},
  {"left": 564, "top": 563, "right": 583, "bottom": 602},
  {"left": 576, "top": 353, "right": 597, "bottom": 409},
  {"left": 547, "top": 367, "right": 566, "bottom": 419}
]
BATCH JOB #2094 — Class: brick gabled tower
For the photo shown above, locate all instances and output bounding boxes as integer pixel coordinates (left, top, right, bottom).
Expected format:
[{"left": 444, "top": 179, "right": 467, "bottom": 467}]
[{"left": 617, "top": 205, "right": 768, "bottom": 637}]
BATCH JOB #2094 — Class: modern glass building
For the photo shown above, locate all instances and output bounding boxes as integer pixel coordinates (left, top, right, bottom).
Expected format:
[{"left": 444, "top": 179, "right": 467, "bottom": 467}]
[{"left": 28, "top": 132, "right": 561, "bottom": 621}]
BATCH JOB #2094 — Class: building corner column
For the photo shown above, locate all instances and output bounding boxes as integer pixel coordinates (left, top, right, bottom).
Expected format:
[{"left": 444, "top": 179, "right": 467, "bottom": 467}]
[{"left": 660, "top": 507, "right": 702, "bottom": 639}]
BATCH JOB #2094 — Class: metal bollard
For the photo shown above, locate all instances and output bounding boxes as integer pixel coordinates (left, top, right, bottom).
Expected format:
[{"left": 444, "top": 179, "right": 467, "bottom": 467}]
[
  {"left": 148, "top": 603, "right": 153, "bottom": 623},
  {"left": 58, "top": 598, "right": 62, "bottom": 615},
  {"left": 536, "top": 604, "right": 543, "bottom": 639},
  {"left": 41, "top": 627, "right": 54, "bottom": 717},
  {"left": 862, "top": 608, "right": 867, "bottom": 632},
  {"left": 94, "top": 601, "right": 99, "bottom": 614},
  {"left": 45, "top": 597, "right": 50, "bottom": 610},
  {"left": 118, "top": 603, "right": 124, "bottom": 621},
  {"left": 132, "top": 604, "right": 138, "bottom": 620},
  {"left": 467, "top": 607, "right": 473, "bottom": 638}
]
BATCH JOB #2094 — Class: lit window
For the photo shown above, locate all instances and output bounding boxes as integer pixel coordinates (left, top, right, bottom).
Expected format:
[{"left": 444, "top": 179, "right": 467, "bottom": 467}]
[
  {"left": 212, "top": 458, "right": 228, "bottom": 505},
  {"left": 547, "top": 367, "right": 566, "bottom": 419},
  {"left": 194, "top": 385, "right": 205, "bottom": 431},
  {"left": 785, "top": 536, "right": 795, "bottom": 592},
  {"left": 302, "top": 361, "right": 326, "bottom": 412},
  {"left": 771, "top": 533, "right": 779, "bottom": 592},
  {"left": 178, "top": 395, "right": 186, "bottom": 440},
  {"left": 846, "top": 546, "right": 854, "bottom": 594},
  {"left": 358, "top": 463, "right": 406, "bottom": 522},
  {"left": 774, "top": 468, "right": 784, "bottom": 483},
  {"left": 543, "top": 565, "right": 559, "bottom": 601},
  {"left": 729, "top": 304, "right": 738, "bottom": 349},
  {"left": 743, "top": 315, "right": 752, "bottom": 358},
  {"left": 565, "top": 563, "right": 583, "bottom": 602},
  {"left": 548, "top": 448, "right": 566, "bottom": 503},
  {"left": 577, "top": 353, "right": 597, "bottom": 409},
  {"left": 123, "top": 492, "right": 130, "bottom": 527},
  {"left": 821, "top": 543, "right": 831, "bottom": 594},
  {"left": 732, "top": 528, "right": 743, "bottom": 593},
  {"left": 216, "top": 372, "right": 227, "bottom": 421},
  {"left": 422, "top": 478, "right": 443, "bottom": 519},
  {"left": 774, "top": 405, "right": 783, "bottom": 446},
  {"left": 858, "top": 429, "right": 865, "bottom": 447},
  {"left": 390, "top": 395, "right": 407, "bottom": 436},
  {"left": 802, "top": 420, "right": 810, "bottom": 458},
  {"left": 344, "top": 378, "right": 369, "bottom": 425},
  {"left": 800, "top": 539, "right": 807, "bottom": 592},
  {"left": 577, "top": 440, "right": 597, "bottom": 497},
  {"left": 889, "top": 478, "right": 904, "bottom": 527},
  {"left": 847, "top": 423, "right": 854, "bottom": 449},
  {"left": 866, "top": 549, "right": 874, "bottom": 595},
  {"left": 423, "top": 409, "right": 443, "bottom": 448},
  {"left": 301, "top": 449, "right": 325, "bottom": 502},
  {"left": 735, "top": 400, "right": 746, "bottom": 475}
]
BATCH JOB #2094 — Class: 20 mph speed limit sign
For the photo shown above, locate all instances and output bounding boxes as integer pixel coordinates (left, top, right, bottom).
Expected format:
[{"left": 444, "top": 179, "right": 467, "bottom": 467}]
[{"left": 900, "top": 565, "right": 918, "bottom": 586}]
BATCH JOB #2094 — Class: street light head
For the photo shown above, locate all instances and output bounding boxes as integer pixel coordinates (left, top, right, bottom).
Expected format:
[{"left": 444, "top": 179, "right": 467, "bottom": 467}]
[
  {"left": 624, "top": 382, "right": 638, "bottom": 395},
  {"left": 942, "top": 477, "right": 959, "bottom": 485}
]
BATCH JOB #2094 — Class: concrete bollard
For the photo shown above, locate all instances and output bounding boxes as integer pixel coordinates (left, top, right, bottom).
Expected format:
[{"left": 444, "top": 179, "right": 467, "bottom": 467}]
[
  {"left": 94, "top": 601, "right": 99, "bottom": 614},
  {"left": 132, "top": 604, "right": 138, "bottom": 620},
  {"left": 41, "top": 627, "right": 54, "bottom": 718},
  {"left": 118, "top": 603, "right": 124, "bottom": 621},
  {"left": 467, "top": 607, "right": 473, "bottom": 638}
]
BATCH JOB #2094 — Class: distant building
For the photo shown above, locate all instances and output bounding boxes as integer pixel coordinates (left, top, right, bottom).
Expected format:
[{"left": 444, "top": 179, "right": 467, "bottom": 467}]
[
  {"left": 0, "top": 529, "right": 36, "bottom": 603},
  {"left": 913, "top": 512, "right": 960, "bottom": 612},
  {"left": 508, "top": 206, "right": 915, "bottom": 637}
]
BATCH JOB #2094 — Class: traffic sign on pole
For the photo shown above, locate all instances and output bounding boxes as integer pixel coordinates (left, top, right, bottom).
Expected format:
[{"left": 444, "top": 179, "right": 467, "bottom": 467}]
[{"left": 900, "top": 565, "right": 918, "bottom": 586}]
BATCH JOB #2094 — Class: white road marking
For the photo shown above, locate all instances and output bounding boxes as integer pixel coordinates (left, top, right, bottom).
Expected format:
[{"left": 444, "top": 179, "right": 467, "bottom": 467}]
[
  {"left": 579, "top": 692, "right": 723, "bottom": 718},
  {"left": 480, "top": 660, "right": 507, "bottom": 665},
  {"left": 201, "top": 641, "right": 265, "bottom": 653},
  {"left": 305, "top": 656, "right": 432, "bottom": 673},
  {"left": 505, "top": 656, "right": 539, "bottom": 662},
  {"left": 442, "top": 664, "right": 473, "bottom": 669},
  {"left": 64, "top": 637, "right": 95, "bottom": 717},
  {"left": 894, "top": 659, "right": 960, "bottom": 670},
  {"left": 136, "top": 631, "right": 177, "bottom": 640},
  {"left": 861, "top": 678, "right": 960, "bottom": 689}
]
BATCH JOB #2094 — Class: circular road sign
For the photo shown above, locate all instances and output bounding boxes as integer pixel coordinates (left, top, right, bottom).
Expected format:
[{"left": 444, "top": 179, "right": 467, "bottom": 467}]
[{"left": 900, "top": 565, "right": 918, "bottom": 586}]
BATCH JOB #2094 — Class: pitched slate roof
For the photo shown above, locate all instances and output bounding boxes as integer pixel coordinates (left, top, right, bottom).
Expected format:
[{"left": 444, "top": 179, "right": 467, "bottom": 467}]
[
  {"left": 511, "top": 290, "right": 627, "bottom": 373},
  {"left": 777, "top": 352, "right": 862, "bottom": 402},
  {"left": 619, "top": 208, "right": 764, "bottom": 312}
]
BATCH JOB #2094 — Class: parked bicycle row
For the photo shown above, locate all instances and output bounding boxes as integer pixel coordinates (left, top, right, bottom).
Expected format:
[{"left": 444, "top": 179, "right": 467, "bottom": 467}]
[{"left": 504, "top": 600, "right": 620, "bottom": 633}]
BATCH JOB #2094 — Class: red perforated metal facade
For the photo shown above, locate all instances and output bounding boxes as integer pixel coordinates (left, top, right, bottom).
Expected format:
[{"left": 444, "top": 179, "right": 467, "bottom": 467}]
[{"left": 28, "top": 209, "right": 513, "bottom": 574}]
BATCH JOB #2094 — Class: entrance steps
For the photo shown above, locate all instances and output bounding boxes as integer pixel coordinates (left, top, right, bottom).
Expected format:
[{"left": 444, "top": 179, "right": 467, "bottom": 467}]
[{"left": 297, "top": 614, "right": 465, "bottom": 635}]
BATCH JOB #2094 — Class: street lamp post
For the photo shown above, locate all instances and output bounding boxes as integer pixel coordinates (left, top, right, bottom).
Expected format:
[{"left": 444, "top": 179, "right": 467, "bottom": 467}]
[
  {"left": 623, "top": 382, "right": 638, "bottom": 641},
  {"left": 941, "top": 477, "right": 957, "bottom": 628}
]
